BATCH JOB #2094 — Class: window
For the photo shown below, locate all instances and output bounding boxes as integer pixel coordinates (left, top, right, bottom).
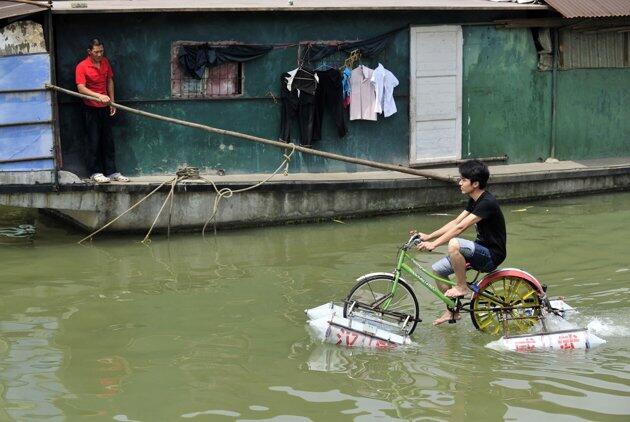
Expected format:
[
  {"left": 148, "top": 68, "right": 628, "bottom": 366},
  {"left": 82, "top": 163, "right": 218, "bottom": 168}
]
[{"left": 171, "top": 42, "right": 243, "bottom": 99}]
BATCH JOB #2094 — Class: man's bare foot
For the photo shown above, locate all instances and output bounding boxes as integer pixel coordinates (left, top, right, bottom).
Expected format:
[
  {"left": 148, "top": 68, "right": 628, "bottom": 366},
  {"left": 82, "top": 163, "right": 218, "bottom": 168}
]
[
  {"left": 445, "top": 286, "right": 469, "bottom": 298},
  {"left": 433, "top": 309, "right": 461, "bottom": 326}
]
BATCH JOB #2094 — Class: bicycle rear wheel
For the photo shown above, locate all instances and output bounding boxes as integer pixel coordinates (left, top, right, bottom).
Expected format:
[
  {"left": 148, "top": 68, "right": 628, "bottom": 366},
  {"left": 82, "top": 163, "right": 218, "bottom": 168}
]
[
  {"left": 470, "top": 275, "right": 542, "bottom": 336},
  {"left": 343, "top": 274, "right": 420, "bottom": 335}
]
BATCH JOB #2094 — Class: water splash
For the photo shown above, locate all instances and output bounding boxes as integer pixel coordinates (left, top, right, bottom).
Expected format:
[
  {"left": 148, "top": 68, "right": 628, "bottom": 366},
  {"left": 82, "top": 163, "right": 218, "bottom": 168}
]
[{"left": 586, "top": 318, "right": 630, "bottom": 337}]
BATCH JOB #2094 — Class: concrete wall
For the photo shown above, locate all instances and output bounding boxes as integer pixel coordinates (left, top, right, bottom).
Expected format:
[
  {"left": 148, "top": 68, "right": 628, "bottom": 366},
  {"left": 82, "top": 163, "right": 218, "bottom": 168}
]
[{"left": 53, "top": 10, "right": 628, "bottom": 176}]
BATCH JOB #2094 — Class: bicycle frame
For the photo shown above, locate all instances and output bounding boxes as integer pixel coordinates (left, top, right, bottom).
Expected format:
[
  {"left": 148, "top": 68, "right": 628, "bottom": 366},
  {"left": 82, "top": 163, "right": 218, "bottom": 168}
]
[
  {"left": 345, "top": 235, "right": 552, "bottom": 337},
  {"left": 386, "top": 245, "right": 528, "bottom": 312},
  {"left": 388, "top": 247, "right": 458, "bottom": 309}
]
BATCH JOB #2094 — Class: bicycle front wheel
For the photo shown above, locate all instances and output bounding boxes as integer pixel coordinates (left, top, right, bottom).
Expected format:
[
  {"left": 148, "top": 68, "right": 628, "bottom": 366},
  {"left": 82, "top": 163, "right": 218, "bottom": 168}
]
[
  {"left": 470, "top": 275, "right": 542, "bottom": 336},
  {"left": 343, "top": 274, "right": 419, "bottom": 335}
]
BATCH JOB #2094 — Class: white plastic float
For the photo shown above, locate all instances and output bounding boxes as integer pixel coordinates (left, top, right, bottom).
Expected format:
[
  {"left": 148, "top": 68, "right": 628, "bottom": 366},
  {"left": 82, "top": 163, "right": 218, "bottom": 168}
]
[
  {"left": 489, "top": 299, "right": 606, "bottom": 351},
  {"left": 305, "top": 302, "right": 414, "bottom": 349},
  {"left": 306, "top": 299, "right": 606, "bottom": 351}
]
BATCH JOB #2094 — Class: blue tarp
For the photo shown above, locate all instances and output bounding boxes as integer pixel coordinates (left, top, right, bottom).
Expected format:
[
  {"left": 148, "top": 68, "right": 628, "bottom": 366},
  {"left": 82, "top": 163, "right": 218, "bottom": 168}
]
[
  {"left": 0, "top": 91, "right": 52, "bottom": 125},
  {"left": 0, "top": 53, "right": 50, "bottom": 91},
  {"left": 0, "top": 124, "right": 53, "bottom": 160},
  {"left": 0, "top": 53, "right": 55, "bottom": 171}
]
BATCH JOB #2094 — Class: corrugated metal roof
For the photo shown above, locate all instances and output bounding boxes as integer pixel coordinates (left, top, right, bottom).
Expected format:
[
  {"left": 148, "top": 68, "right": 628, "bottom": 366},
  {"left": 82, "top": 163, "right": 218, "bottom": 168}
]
[
  {"left": 544, "top": 0, "right": 630, "bottom": 18},
  {"left": 50, "top": 0, "right": 548, "bottom": 14},
  {"left": 0, "top": 1, "right": 48, "bottom": 20}
]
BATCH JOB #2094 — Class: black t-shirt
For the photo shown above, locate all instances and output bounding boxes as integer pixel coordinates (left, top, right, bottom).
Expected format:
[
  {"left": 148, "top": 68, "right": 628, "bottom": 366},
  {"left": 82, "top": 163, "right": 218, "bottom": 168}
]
[{"left": 465, "top": 191, "right": 506, "bottom": 265}]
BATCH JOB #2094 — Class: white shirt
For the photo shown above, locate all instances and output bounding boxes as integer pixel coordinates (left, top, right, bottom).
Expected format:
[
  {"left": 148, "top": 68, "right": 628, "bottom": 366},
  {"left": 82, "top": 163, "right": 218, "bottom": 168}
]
[{"left": 371, "top": 63, "right": 399, "bottom": 118}]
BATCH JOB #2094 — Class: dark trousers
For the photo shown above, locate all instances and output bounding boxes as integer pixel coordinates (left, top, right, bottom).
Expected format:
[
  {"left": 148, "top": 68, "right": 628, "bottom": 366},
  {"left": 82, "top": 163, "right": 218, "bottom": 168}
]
[
  {"left": 314, "top": 69, "right": 347, "bottom": 141},
  {"left": 279, "top": 73, "right": 316, "bottom": 146},
  {"left": 84, "top": 105, "right": 116, "bottom": 176}
]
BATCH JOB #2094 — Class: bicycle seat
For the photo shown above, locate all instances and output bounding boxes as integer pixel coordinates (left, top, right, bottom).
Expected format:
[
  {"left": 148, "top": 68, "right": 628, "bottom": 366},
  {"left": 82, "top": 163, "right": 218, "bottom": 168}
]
[{"left": 465, "top": 262, "right": 497, "bottom": 274}]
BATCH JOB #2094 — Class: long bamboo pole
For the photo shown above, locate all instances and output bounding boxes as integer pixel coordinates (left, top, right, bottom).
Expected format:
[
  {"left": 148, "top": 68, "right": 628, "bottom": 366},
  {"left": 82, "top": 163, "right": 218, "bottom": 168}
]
[{"left": 46, "top": 84, "right": 454, "bottom": 183}]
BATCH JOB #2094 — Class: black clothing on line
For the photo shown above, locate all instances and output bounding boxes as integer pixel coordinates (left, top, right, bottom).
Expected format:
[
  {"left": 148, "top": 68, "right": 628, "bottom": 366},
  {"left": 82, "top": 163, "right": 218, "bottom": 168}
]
[
  {"left": 291, "top": 67, "right": 318, "bottom": 95},
  {"left": 178, "top": 44, "right": 273, "bottom": 79},
  {"left": 279, "top": 72, "right": 316, "bottom": 147},
  {"left": 84, "top": 106, "right": 116, "bottom": 176},
  {"left": 465, "top": 191, "right": 507, "bottom": 266},
  {"left": 314, "top": 68, "right": 347, "bottom": 140}
]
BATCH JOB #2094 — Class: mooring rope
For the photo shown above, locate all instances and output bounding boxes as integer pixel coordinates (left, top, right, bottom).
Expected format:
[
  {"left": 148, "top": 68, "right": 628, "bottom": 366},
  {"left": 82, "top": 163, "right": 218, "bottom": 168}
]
[
  {"left": 200, "top": 144, "right": 296, "bottom": 237},
  {"left": 77, "top": 178, "right": 175, "bottom": 244}
]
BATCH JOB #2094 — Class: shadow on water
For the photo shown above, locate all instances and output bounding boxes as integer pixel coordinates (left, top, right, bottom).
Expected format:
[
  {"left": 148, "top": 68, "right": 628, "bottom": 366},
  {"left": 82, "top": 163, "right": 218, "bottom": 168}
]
[{"left": 0, "top": 192, "right": 629, "bottom": 420}]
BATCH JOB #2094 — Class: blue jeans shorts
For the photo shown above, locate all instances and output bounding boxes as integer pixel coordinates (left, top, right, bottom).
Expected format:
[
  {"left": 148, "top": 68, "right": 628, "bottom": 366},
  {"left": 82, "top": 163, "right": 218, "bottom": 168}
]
[{"left": 431, "top": 238, "right": 496, "bottom": 278}]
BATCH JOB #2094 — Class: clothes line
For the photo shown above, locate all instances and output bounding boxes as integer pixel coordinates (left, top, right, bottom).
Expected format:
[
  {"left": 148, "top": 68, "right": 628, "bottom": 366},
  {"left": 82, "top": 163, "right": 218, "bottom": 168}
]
[
  {"left": 45, "top": 83, "right": 454, "bottom": 183},
  {"left": 177, "top": 26, "right": 408, "bottom": 79}
]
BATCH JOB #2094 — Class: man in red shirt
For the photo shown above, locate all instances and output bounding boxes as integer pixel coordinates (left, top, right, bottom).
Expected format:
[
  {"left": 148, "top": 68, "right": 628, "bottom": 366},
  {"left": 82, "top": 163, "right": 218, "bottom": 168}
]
[{"left": 75, "top": 39, "right": 129, "bottom": 183}]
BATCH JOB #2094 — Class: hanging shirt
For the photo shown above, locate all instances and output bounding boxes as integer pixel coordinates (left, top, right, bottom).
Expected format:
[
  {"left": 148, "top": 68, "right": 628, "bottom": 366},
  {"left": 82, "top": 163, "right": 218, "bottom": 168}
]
[
  {"left": 285, "top": 68, "right": 298, "bottom": 92},
  {"left": 286, "top": 67, "right": 319, "bottom": 96},
  {"left": 341, "top": 67, "right": 352, "bottom": 103},
  {"left": 371, "top": 63, "right": 399, "bottom": 118},
  {"left": 349, "top": 65, "right": 377, "bottom": 121}
]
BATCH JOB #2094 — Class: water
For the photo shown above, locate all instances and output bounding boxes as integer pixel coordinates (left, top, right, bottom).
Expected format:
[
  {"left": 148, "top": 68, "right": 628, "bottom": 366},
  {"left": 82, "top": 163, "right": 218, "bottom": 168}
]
[{"left": 1, "top": 192, "right": 629, "bottom": 421}]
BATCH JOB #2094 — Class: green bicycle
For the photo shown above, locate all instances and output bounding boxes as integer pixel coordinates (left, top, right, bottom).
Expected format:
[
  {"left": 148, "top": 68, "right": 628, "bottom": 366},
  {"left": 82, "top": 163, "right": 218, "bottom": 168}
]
[{"left": 343, "top": 234, "right": 550, "bottom": 336}]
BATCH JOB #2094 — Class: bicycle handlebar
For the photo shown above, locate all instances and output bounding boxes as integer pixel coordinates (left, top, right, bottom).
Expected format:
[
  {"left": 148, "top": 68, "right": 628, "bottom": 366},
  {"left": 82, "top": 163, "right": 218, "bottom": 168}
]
[{"left": 403, "top": 233, "right": 423, "bottom": 250}]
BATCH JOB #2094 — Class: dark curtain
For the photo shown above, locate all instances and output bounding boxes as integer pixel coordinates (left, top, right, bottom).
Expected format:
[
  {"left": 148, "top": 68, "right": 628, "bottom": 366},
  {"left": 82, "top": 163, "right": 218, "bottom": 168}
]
[
  {"left": 303, "top": 27, "right": 406, "bottom": 63},
  {"left": 178, "top": 44, "right": 273, "bottom": 79}
]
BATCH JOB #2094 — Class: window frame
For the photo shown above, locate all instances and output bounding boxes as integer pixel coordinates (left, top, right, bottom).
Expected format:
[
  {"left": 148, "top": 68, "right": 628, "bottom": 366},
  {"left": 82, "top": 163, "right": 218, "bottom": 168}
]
[{"left": 170, "top": 41, "right": 245, "bottom": 100}]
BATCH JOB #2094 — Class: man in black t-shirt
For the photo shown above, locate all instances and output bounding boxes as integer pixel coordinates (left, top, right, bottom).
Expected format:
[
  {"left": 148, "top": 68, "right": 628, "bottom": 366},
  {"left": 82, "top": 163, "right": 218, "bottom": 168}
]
[{"left": 412, "top": 160, "right": 506, "bottom": 325}]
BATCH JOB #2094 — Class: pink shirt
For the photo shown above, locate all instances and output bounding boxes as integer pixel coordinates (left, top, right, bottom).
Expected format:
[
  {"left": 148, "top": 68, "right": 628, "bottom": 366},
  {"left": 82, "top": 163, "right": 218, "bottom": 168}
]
[{"left": 349, "top": 65, "right": 377, "bottom": 121}]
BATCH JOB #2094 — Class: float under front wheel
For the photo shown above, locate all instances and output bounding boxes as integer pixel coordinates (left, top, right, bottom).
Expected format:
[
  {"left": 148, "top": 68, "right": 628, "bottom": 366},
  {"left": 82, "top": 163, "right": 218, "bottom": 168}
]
[
  {"left": 470, "top": 275, "right": 542, "bottom": 336},
  {"left": 343, "top": 274, "right": 420, "bottom": 335}
]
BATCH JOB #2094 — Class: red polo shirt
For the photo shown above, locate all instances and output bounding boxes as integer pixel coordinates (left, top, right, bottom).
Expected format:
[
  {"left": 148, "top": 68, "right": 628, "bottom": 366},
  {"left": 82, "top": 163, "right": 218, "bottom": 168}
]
[{"left": 75, "top": 56, "right": 114, "bottom": 108}]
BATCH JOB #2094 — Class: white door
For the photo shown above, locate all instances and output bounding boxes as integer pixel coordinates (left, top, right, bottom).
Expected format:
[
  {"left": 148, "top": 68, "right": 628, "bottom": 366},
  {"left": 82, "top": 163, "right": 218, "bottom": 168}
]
[{"left": 410, "top": 26, "right": 462, "bottom": 164}]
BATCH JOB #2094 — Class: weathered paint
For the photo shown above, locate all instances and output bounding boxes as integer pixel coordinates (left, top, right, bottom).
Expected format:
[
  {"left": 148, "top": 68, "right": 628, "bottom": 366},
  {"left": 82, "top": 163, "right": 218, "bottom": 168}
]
[
  {"left": 462, "top": 26, "right": 551, "bottom": 163},
  {"left": 555, "top": 68, "right": 630, "bottom": 160},
  {"left": 0, "top": 20, "right": 46, "bottom": 56},
  {"left": 52, "top": 11, "right": 626, "bottom": 176}
]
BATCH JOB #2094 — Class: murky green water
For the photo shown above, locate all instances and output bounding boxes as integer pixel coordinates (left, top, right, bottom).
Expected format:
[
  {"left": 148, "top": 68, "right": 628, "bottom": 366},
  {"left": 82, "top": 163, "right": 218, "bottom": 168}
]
[{"left": 1, "top": 192, "right": 629, "bottom": 421}]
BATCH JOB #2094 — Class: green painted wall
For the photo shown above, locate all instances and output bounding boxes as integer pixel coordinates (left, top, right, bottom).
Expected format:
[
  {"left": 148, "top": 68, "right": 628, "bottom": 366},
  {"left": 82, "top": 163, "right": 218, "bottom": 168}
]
[
  {"left": 462, "top": 26, "right": 551, "bottom": 163},
  {"left": 54, "top": 11, "right": 626, "bottom": 176},
  {"left": 55, "top": 12, "right": 418, "bottom": 176},
  {"left": 555, "top": 69, "right": 630, "bottom": 160}
]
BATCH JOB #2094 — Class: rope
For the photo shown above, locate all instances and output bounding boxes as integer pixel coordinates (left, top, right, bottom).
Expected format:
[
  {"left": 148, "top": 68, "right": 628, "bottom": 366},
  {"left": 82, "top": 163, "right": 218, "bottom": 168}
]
[
  {"left": 140, "top": 166, "right": 200, "bottom": 244},
  {"left": 45, "top": 84, "right": 454, "bottom": 183},
  {"left": 200, "top": 144, "right": 296, "bottom": 237},
  {"left": 77, "top": 178, "right": 175, "bottom": 244}
]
